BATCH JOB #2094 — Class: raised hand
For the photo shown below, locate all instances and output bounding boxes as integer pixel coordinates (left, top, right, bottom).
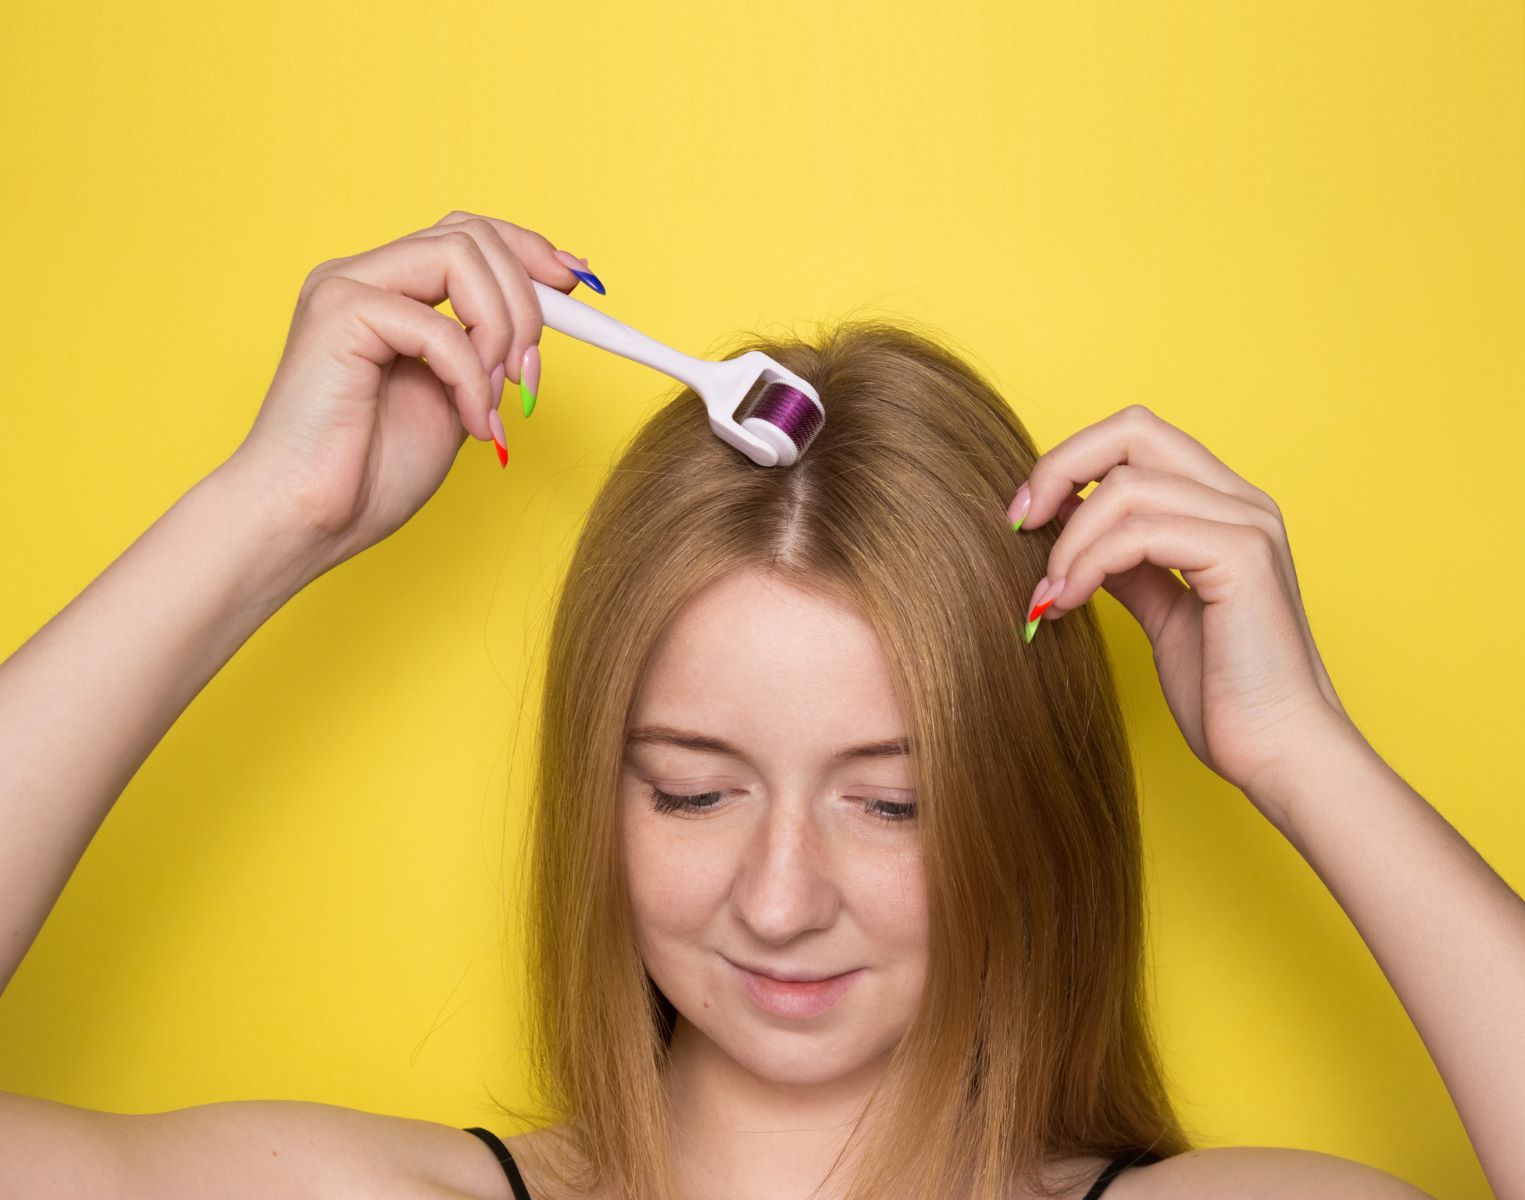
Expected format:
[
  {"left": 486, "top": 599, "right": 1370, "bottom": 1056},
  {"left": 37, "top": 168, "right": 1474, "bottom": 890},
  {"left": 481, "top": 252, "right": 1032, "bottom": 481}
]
[
  {"left": 1008, "top": 404, "right": 1351, "bottom": 808},
  {"left": 226, "top": 211, "right": 591, "bottom": 581}
]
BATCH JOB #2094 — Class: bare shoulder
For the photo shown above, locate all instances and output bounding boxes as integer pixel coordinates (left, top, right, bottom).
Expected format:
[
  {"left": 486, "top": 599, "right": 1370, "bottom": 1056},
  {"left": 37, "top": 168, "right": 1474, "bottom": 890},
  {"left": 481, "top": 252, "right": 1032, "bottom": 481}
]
[
  {"left": 368, "top": 1116, "right": 598, "bottom": 1200},
  {"left": 274, "top": 1105, "right": 584, "bottom": 1199},
  {"left": 0, "top": 1089, "right": 524, "bottom": 1200},
  {"left": 1112, "top": 1146, "right": 1436, "bottom": 1200}
]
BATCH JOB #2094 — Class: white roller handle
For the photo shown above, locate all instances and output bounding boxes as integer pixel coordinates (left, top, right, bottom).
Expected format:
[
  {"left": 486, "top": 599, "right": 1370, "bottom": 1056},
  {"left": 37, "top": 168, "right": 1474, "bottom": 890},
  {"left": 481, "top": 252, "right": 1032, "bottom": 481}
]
[
  {"left": 528, "top": 278, "right": 819, "bottom": 468},
  {"left": 531, "top": 280, "right": 716, "bottom": 394}
]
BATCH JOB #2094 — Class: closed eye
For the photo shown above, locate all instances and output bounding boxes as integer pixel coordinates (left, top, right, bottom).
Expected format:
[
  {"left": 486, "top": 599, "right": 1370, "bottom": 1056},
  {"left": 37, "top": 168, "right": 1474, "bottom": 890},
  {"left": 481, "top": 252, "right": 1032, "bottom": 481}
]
[{"left": 646, "top": 786, "right": 917, "bottom": 824}]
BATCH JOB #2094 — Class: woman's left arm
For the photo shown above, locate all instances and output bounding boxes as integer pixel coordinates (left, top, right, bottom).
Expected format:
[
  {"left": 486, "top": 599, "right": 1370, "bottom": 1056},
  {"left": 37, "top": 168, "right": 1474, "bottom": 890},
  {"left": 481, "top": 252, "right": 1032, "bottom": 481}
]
[
  {"left": 1247, "top": 711, "right": 1525, "bottom": 1200},
  {"left": 1009, "top": 403, "right": 1522, "bottom": 1199}
]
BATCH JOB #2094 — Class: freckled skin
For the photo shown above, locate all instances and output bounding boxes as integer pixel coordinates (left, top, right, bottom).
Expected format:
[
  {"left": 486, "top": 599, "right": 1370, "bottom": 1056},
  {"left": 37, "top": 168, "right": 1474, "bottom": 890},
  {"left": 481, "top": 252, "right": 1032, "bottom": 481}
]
[{"left": 620, "top": 567, "right": 928, "bottom": 1095}]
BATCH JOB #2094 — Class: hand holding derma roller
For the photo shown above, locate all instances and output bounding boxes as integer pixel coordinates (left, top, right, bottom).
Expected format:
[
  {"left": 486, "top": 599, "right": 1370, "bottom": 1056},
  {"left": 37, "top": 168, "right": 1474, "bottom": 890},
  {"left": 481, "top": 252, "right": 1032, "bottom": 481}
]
[
  {"left": 224, "top": 212, "right": 584, "bottom": 584},
  {"left": 214, "top": 211, "right": 817, "bottom": 595},
  {"left": 225, "top": 211, "right": 826, "bottom": 595}
]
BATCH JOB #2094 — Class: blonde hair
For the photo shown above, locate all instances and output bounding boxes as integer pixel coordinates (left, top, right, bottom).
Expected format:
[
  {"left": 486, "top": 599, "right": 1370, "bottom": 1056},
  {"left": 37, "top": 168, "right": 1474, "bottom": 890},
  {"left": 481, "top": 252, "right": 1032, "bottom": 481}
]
[{"left": 494, "top": 320, "right": 1195, "bottom": 1200}]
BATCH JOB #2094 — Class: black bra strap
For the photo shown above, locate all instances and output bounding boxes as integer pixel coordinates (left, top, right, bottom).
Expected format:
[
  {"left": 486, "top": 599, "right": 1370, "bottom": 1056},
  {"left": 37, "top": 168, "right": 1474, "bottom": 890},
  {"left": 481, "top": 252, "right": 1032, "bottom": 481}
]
[
  {"left": 463, "top": 1127, "right": 534, "bottom": 1200},
  {"left": 1081, "top": 1148, "right": 1164, "bottom": 1200}
]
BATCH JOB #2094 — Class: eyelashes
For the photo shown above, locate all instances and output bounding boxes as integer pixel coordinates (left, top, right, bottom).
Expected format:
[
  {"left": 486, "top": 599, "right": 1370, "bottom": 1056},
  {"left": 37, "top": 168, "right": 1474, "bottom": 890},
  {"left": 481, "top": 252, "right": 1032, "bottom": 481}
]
[
  {"left": 647, "top": 786, "right": 917, "bottom": 824},
  {"left": 648, "top": 787, "right": 727, "bottom": 814}
]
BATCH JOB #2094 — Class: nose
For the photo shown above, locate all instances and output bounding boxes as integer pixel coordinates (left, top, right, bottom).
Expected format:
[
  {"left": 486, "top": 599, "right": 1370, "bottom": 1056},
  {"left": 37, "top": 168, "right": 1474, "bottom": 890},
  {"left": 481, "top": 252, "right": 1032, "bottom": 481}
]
[{"left": 731, "top": 793, "right": 842, "bottom": 945}]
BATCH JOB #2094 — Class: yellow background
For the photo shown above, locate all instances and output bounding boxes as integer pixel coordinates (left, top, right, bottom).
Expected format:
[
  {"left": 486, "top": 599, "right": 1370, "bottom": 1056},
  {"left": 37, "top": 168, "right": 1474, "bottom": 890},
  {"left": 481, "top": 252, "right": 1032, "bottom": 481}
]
[{"left": 2, "top": 3, "right": 1521, "bottom": 1197}]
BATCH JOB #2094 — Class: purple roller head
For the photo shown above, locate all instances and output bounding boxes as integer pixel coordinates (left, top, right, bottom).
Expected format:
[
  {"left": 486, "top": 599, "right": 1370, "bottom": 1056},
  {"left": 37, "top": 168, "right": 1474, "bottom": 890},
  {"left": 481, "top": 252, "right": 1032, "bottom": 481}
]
[{"left": 737, "top": 381, "right": 824, "bottom": 462}]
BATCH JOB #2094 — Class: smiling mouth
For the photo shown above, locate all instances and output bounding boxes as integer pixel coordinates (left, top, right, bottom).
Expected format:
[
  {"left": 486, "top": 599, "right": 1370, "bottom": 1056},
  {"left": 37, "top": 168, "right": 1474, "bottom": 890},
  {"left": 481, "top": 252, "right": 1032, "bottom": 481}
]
[
  {"left": 726, "top": 958, "right": 854, "bottom": 983},
  {"left": 723, "top": 956, "right": 864, "bottom": 1019}
]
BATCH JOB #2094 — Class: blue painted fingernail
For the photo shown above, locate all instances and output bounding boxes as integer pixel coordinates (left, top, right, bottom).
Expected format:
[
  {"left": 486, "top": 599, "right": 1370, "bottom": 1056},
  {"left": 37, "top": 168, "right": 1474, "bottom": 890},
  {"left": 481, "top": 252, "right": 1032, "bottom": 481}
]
[{"left": 571, "top": 267, "right": 606, "bottom": 295}]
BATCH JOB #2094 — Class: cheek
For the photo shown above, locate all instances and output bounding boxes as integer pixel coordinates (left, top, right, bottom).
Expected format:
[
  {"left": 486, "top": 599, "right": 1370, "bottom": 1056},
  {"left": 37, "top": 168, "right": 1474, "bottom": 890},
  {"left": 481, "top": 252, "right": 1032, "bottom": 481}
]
[
  {"left": 855, "top": 849, "right": 929, "bottom": 960},
  {"left": 621, "top": 802, "right": 737, "bottom": 950}
]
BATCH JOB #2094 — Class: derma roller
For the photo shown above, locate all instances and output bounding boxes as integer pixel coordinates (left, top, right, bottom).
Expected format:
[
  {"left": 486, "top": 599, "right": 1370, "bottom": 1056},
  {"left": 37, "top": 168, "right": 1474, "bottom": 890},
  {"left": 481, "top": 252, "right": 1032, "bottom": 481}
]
[{"left": 530, "top": 279, "right": 824, "bottom": 467}]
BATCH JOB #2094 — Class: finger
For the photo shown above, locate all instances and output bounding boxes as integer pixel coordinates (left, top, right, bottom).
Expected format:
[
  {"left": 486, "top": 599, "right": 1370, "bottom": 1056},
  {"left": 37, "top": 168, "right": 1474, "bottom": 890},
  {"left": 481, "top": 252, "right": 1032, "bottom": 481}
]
[
  {"left": 1043, "top": 460, "right": 1281, "bottom": 585},
  {"left": 303, "top": 231, "right": 511, "bottom": 378},
  {"left": 409, "top": 222, "right": 533, "bottom": 378},
  {"left": 552, "top": 248, "right": 595, "bottom": 288},
  {"left": 432, "top": 209, "right": 589, "bottom": 294},
  {"left": 1041, "top": 464, "right": 1341, "bottom": 710},
  {"left": 431, "top": 211, "right": 598, "bottom": 381},
  {"left": 1041, "top": 490, "right": 1187, "bottom": 639},
  {"left": 1039, "top": 511, "right": 1292, "bottom": 640},
  {"left": 1018, "top": 405, "right": 1278, "bottom": 532},
  {"left": 304, "top": 275, "right": 495, "bottom": 442},
  {"left": 426, "top": 213, "right": 549, "bottom": 384},
  {"left": 1042, "top": 489, "right": 1193, "bottom": 638},
  {"left": 1039, "top": 474, "right": 1239, "bottom": 638}
]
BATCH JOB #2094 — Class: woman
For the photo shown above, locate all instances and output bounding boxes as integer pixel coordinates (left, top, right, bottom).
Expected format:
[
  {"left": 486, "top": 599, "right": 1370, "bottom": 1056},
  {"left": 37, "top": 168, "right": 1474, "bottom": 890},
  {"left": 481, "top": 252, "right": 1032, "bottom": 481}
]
[{"left": 0, "top": 211, "right": 1512, "bottom": 1199}]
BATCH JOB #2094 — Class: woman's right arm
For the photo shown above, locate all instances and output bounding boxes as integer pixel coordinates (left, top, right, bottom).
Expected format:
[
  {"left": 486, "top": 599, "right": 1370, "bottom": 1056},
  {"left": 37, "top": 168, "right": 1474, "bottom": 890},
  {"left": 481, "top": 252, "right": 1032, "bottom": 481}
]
[
  {"left": 0, "top": 211, "right": 589, "bottom": 1198},
  {"left": 0, "top": 456, "right": 313, "bottom": 997},
  {"left": 0, "top": 208, "right": 587, "bottom": 999}
]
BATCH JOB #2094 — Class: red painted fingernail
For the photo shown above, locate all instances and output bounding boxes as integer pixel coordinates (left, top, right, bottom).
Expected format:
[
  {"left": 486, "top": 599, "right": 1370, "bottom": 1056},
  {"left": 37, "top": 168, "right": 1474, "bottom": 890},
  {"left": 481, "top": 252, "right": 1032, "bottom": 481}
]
[
  {"left": 1026, "top": 576, "right": 1051, "bottom": 622},
  {"left": 1027, "top": 575, "right": 1065, "bottom": 622},
  {"left": 488, "top": 408, "right": 508, "bottom": 467}
]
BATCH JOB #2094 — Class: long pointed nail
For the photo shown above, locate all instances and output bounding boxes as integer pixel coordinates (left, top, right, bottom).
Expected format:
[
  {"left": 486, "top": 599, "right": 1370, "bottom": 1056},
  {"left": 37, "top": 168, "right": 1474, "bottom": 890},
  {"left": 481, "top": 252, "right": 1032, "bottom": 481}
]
[
  {"left": 488, "top": 408, "right": 508, "bottom": 467},
  {"left": 552, "top": 248, "right": 603, "bottom": 295},
  {"left": 553, "top": 249, "right": 606, "bottom": 294},
  {"left": 1008, "top": 482, "right": 1031, "bottom": 531},
  {"left": 1026, "top": 575, "right": 1062, "bottom": 623},
  {"left": 520, "top": 344, "right": 540, "bottom": 418}
]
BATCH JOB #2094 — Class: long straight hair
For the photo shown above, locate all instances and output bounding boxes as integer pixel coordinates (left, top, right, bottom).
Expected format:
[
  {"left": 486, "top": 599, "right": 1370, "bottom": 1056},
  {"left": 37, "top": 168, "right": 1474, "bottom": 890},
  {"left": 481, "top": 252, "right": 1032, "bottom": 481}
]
[{"left": 494, "top": 320, "right": 1194, "bottom": 1200}]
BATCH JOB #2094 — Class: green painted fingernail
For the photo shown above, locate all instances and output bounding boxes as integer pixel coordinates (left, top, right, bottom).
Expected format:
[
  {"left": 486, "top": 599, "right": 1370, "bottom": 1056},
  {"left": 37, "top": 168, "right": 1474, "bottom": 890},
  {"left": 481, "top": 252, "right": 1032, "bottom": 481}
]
[
  {"left": 1008, "top": 483, "right": 1031, "bottom": 531},
  {"left": 519, "top": 345, "right": 540, "bottom": 418},
  {"left": 1022, "top": 615, "right": 1040, "bottom": 643}
]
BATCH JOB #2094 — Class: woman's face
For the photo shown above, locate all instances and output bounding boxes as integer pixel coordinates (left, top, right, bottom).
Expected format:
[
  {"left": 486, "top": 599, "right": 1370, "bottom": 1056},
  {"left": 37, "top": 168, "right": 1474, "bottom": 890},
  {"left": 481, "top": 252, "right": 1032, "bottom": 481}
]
[{"left": 621, "top": 567, "right": 928, "bottom": 1086}]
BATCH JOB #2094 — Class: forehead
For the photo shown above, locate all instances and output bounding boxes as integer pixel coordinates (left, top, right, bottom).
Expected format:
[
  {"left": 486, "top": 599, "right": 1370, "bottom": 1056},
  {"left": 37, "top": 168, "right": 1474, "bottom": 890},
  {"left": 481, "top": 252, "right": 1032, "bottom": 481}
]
[{"left": 629, "top": 568, "right": 906, "bottom": 756}]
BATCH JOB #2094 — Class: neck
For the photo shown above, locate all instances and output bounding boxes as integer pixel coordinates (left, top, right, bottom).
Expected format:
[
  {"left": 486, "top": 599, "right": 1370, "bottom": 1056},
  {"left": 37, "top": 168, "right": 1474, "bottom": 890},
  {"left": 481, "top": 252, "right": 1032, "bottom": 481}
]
[{"left": 662, "top": 1016, "right": 893, "bottom": 1200}]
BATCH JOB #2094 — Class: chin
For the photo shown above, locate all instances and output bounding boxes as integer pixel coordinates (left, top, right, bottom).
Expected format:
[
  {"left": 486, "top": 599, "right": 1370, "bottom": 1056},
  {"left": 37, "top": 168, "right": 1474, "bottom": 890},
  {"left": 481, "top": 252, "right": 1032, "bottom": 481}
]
[{"left": 703, "top": 1007, "right": 894, "bottom": 1086}]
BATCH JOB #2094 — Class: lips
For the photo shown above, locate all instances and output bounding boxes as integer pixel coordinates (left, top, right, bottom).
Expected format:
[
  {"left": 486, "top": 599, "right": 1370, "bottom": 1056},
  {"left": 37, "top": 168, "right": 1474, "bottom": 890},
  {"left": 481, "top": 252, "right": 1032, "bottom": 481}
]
[
  {"left": 730, "top": 960, "right": 847, "bottom": 983},
  {"left": 724, "top": 956, "right": 863, "bottom": 1019}
]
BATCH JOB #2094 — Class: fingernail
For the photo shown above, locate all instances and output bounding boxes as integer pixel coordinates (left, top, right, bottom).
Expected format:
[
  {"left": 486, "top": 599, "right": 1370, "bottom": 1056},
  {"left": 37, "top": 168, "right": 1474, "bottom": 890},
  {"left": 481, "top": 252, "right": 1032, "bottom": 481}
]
[
  {"left": 490, "top": 362, "right": 506, "bottom": 404},
  {"left": 1022, "top": 614, "right": 1041, "bottom": 644},
  {"left": 488, "top": 408, "right": 508, "bottom": 468},
  {"left": 1027, "top": 575, "right": 1063, "bottom": 623},
  {"left": 1026, "top": 576, "right": 1050, "bottom": 623},
  {"left": 1008, "top": 482, "right": 1031, "bottom": 531},
  {"left": 520, "top": 344, "right": 540, "bottom": 418},
  {"left": 553, "top": 248, "right": 605, "bottom": 294}
]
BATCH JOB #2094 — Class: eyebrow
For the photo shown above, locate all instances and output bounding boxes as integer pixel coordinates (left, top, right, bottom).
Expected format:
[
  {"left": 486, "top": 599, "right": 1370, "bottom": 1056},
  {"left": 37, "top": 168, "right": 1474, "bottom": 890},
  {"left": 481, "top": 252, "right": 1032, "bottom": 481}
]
[{"left": 625, "top": 725, "right": 911, "bottom": 763}]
